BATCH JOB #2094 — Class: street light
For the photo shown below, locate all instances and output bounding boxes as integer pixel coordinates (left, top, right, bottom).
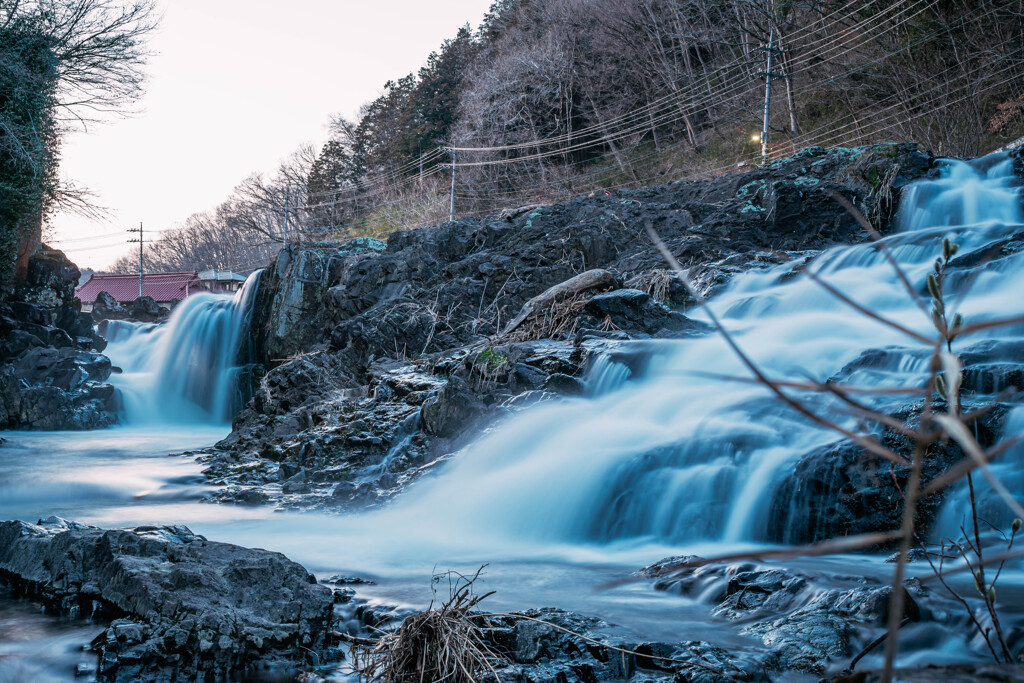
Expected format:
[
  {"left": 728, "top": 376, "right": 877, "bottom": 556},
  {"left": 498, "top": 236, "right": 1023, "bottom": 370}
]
[{"left": 750, "top": 134, "right": 761, "bottom": 143}]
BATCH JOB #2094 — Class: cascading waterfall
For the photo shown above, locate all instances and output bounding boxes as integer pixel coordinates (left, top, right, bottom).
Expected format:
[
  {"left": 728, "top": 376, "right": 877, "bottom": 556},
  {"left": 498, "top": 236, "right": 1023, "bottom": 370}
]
[
  {"left": 102, "top": 271, "right": 262, "bottom": 425},
  {"left": 368, "top": 154, "right": 1024, "bottom": 547}
]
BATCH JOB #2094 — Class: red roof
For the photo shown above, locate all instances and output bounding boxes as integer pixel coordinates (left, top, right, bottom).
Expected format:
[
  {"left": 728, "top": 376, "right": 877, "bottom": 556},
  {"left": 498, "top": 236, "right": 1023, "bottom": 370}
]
[{"left": 75, "top": 272, "right": 199, "bottom": 304}]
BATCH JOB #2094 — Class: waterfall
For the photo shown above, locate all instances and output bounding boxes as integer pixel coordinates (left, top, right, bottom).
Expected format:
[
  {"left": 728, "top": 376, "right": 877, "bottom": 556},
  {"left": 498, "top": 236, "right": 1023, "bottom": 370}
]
[
  {"left": 102, "top": 271, "right": 262, "bottom": 425},
  {"left": 372, "top": 154, "right": 1024, "bottom": 546}
]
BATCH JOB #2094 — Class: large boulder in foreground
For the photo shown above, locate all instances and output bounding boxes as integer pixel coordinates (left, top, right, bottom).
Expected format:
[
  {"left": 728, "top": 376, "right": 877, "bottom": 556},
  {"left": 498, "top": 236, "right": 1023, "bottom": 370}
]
[{"left": 0, "top": 518, "right": 335, "bottom": 683}]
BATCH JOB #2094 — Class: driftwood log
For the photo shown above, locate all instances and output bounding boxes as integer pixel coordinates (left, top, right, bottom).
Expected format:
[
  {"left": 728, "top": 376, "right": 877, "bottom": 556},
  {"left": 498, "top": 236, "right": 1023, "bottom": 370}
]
[{"left": 498, "top": 269, "right": 618, "bottom": 337}]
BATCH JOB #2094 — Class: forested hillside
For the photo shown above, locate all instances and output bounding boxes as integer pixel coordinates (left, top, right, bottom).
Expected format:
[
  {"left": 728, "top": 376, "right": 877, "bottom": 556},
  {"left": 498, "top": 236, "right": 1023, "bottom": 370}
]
[{"left": 113, "top": 0, "right": 1024, "bottom": 275}]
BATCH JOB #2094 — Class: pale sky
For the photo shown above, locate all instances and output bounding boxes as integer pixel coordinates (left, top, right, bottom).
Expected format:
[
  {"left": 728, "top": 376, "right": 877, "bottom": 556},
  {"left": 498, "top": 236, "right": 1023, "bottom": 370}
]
[{"left": 51, "top": 0, "right": 492, "bottom": 270}]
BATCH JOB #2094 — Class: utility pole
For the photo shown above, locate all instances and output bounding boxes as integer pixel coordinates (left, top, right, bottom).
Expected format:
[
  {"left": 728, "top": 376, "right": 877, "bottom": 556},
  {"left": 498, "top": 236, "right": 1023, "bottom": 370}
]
[
  {"left": 440, "top": 147, "right": 457, "bottom": 222},
  {"left": 757, "top": 27, "right": 784, "bottom": 164},
  {"left": 127, "top": 222, "right": 144, "bottom": 298},
  {"left": 418, "top": 141, "right": 424, "bottom": 189}
]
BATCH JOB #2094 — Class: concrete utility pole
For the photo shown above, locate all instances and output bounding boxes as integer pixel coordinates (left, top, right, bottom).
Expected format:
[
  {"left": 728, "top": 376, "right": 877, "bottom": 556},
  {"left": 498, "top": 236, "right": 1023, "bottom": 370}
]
[
  {"left": 758, "top": 27, "right": 784, "bottom": 164},
  {"left": 440, "top": 148, "right": 457, "bottom": 222},
  {"left": 127, "top": 222, "right": 144, "bottom": 297}
]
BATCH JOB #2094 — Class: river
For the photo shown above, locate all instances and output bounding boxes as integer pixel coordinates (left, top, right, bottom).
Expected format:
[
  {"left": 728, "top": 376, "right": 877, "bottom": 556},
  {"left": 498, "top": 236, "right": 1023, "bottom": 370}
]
[{"left": 1, "top": 153, "right": 1023, "bottom": 682}]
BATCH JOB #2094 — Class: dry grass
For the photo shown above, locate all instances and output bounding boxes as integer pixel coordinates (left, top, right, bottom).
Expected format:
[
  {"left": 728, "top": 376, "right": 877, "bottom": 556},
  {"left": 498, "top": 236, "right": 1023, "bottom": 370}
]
[
  {"left": 625, "top": 268, "right": 675, "bottom": 303},
  {"left": 352, "top": 568, "right": 504, "bottom": 683},
  {"left": 499, "top": 292, "right": 589, "bottom": 343}
]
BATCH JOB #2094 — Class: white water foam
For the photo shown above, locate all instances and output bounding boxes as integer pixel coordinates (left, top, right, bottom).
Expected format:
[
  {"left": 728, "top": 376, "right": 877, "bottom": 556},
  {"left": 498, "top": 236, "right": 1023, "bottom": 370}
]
[
  {"left": 102, "top": 271, "right": 262, "bottom": 425},
  {"left": 348, "top": 154, "right": 1024, "bottom": 548}
]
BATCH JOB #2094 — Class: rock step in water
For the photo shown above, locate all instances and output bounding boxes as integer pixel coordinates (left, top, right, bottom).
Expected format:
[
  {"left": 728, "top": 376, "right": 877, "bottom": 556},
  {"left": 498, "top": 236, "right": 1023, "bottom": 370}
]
[{"left": 0, "top": 517, "right": 336, "bottom": 683}]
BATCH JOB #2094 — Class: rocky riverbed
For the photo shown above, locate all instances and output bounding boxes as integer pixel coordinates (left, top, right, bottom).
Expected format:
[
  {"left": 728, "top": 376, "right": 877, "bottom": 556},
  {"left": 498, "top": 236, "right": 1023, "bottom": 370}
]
[
  {"left": 3, "top": 143, "right": 1024, "bottom": 682},
  {"left": 203, "top": 144, "right": 947, "bottom": 513}
]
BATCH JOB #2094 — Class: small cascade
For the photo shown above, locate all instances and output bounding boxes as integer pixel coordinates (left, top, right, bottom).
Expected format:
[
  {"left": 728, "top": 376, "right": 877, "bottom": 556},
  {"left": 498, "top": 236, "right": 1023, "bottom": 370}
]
[
  {"left": 585, "top": 353, "right": 632, "bottom": 396},
  {"left": 369, "top": 154, "right": 1024, "bottom": 547},
  {"left": 103, "top": 271, "right": 262, "bottom": 425},
  {"left": 936, "top": 405, "right": 1024, "bottom": 535},
  {"left": 900, "top": 156, "right": 1023, "bottom": 232}
]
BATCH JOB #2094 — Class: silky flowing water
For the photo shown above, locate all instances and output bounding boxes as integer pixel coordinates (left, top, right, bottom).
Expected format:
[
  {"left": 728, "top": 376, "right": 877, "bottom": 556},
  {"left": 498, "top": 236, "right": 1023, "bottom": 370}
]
[{"left": 1, "top": 154, "right": 1023, "bottom": 681}]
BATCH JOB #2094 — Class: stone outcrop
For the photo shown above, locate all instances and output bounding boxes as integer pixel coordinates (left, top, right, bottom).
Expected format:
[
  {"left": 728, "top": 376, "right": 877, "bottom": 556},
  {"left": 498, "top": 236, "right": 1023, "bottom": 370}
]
[
  {"left": 249, "top": 236, "right": 387, "bottom": 363},
  {"left": 0, "top": 245, "right": 116, "bottom": 429},
  {"left": 249, "top": 145, "right": 934, "bottom": 379},
  {"left": 0, "top": 518, "right": 336, "bottom": 683},
  {"left": 209, "top": 144, "right": 937, "bottom": 508},
  {"left": 205, "top": 339, "right": 596, "bottom": 509}
]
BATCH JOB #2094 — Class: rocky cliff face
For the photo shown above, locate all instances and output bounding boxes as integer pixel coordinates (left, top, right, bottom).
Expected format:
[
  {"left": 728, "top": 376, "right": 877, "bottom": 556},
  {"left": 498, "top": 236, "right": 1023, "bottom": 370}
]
[
  {"left": 208, "top": 144, "right": 941, "bottom": 512},
  {"left": 249, "top": 144, "right": 932, "bottom": 380},
  {"left": 0, "top": 245, "right": 117, "bottom": 429}
]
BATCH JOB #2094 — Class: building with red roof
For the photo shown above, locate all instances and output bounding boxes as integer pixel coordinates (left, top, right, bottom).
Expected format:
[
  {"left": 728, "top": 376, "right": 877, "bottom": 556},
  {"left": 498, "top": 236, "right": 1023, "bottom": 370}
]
[{"left": 75, "top": 272, "right": 199, "bottom": 308}]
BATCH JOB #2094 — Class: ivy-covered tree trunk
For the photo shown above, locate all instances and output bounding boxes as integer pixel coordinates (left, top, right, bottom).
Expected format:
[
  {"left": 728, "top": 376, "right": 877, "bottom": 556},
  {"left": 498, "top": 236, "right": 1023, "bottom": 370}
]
[{"left": 0, "top": 20, "right": 58, "bottom": 293}]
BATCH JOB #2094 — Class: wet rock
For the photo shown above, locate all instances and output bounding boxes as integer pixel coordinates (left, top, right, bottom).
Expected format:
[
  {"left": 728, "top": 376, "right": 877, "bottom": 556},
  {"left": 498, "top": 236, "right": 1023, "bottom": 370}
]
[
  {"left": 0, "top": 519, "right": 335, "bottom": 683},
  {"left": 644, "top": 559, "right": 924, "bottom": 676},
  {"left": 128, "top": 295, "right": 167, "bottom": 322},
  {"left": 583, "top": 289, "right": 709, "bottom": 337},
  {"left": 206, "top": 340, "right": 591, "bottom": 510},
  {"left": 542, "top": 372, "right": 585, "bottom": 396},
  {"left": 421, "top": 375, "right": 485, "bottom": 437},
  {"left": 321, "top": 575, "right": 375, "bottom": 586},
  {"left": 764, "top": 415, "right": 972, "bottom": 546},
  {"left": 832, "top": 663, "right": 1024, "bottom": 682},
  {"left": 480, "top": 608, "right": 752, "bottom": 682},
  {"left": 206, "top": 145, "right": 938, "bottom": 510},
  {"left": 91, "top": 291, "right": 128, "bottom": 321}
]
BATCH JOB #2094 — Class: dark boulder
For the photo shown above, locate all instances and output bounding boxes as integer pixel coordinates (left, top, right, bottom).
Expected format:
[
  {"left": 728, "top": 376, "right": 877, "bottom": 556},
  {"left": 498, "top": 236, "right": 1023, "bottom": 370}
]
[
  {"left": 0, "top": 518, "right": 336, "bottom": 683},
  {"left": 91, "top": 291, "right": 128, "bottom": 321},
  {"left": 583, "top": 288, "right": 710, "bottom": 337},
  {"left": 0, "top": 347, "right": 117, "bottom": 430},
  {"left": 421, "top": 375, "right": 485, "bottom": 438},
  {"left": 0, "top": 328, "right": 44, "bottom": 360},
  {"left": 764, "top": 436, "right": 959, "bottom": 546},
  {"left": 129, "top": 295, "right": 166, "bottom": 322}
]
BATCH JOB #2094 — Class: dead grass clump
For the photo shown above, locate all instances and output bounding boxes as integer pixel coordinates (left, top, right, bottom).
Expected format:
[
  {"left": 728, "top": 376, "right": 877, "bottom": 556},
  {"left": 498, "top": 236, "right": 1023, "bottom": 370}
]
[
  {"left": 502, "top": 292, "right": 588, "bottom": 343},
  {"left": 353, "top": 568, "right": 504, "bottom": 683},
  {"left": 625, "top": 268, "right": 674, "bottom": 303}
]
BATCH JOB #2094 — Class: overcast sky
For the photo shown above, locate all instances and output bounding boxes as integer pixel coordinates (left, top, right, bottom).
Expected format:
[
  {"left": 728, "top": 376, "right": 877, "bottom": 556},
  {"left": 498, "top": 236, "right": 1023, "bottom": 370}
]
[{"left": 51, "top": 0, "right": 492, "bottom": 270}]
